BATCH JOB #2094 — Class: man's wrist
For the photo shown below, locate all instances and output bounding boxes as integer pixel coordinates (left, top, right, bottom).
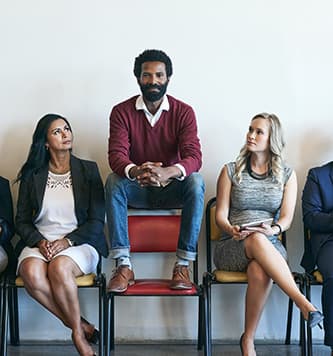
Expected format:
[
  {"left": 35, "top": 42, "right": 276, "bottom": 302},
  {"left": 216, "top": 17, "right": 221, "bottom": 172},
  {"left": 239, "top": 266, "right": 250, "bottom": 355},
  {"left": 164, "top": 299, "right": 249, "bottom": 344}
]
[
  {"left": 174, "top": 164, "right": 186, "bottom": 180},
  {"left": 125, "top": 163, "right": 137, "bottom": 180},
  {"left": 129, "top": 166, "right": 138, "bottom": 180}
]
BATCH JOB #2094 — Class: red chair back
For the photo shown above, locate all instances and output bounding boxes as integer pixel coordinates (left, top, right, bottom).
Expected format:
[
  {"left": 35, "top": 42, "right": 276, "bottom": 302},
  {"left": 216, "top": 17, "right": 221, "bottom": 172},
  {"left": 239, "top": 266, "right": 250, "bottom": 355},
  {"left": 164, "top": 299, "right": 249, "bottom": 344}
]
[{"left": 128, "top": 215, "right": 181, "bottom": 252}]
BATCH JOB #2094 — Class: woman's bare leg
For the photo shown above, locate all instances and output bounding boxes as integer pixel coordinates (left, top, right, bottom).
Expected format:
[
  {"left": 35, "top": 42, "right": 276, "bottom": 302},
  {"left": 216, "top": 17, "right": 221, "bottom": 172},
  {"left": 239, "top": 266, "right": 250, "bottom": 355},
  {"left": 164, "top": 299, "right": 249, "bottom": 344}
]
[
  {"left": 244, "top": 233, "right": 316, "bottom": 319},
  {"left": 48, "top": 256, "right": 94, "bottom": 356},
  {"left": 241, "top": 260, "right": 273, "bottom": 356},
  {"left": 19, "top": 257, "right": 95, "bottom": 355},
  {"left": 19, "top": 258, "right": 69, "bottom": 324}
]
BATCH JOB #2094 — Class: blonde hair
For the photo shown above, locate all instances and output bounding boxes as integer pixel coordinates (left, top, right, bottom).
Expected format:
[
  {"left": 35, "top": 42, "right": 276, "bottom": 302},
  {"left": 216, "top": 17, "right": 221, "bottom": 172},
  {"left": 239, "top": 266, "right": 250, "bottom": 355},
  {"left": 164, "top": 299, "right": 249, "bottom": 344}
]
[{"left": 234, "top": 113, "right": 285, "bottom": 185}]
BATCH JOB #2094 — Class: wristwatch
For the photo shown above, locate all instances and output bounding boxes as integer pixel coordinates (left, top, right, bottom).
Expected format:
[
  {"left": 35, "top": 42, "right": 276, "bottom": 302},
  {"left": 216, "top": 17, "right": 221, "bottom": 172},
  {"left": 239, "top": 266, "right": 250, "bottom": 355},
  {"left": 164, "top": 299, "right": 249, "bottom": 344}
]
[{"left": 66, "top": 238, "right": 75, "bottom": 247}]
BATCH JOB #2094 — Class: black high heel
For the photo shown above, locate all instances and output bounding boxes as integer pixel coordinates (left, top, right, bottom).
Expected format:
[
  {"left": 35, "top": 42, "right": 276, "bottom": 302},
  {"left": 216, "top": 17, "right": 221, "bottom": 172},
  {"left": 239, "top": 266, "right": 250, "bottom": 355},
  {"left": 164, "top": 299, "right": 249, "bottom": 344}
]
[
  {"left": 239, "top": 333, "right": 244, "bottom": 355},
  {"left": 307, "top": 310, "right": 324, "bottom": 329},
  {"left": 81, "top": 316, "right": 100, "bottom": 344}
]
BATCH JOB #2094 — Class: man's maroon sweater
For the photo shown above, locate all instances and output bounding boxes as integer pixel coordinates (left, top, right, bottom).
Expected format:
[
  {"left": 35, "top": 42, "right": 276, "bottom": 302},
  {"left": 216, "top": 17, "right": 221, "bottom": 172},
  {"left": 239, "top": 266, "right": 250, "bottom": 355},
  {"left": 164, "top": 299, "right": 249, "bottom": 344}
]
[{"left": 108, "top": 95, "right": 202, "bottom": 177}]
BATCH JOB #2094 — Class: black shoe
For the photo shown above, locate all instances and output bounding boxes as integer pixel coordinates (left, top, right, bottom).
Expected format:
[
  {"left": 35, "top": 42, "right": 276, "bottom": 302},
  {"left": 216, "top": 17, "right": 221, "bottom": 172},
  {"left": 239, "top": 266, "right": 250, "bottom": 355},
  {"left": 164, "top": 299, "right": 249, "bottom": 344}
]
[{"left": 307, "top": 310, "right": 324, "bottom": 329}]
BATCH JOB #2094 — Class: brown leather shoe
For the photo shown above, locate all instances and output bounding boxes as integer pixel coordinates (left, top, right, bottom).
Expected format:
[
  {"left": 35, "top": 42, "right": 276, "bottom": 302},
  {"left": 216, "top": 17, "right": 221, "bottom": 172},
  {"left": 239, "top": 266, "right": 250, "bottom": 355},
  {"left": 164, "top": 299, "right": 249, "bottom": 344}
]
[
  {"left": 107, "top": 265, "right": 135, "bottom": 292},
  {"left": 170, "top": 264, "right": 192, "bottom": 290}
]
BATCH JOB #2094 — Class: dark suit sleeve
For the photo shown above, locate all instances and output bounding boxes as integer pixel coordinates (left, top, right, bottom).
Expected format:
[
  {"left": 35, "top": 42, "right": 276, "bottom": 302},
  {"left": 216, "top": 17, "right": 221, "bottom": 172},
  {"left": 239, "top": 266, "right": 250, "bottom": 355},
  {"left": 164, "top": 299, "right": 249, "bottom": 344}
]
[
  {"left": 302, "top": 168, "right": 333, "bottom": 233},
  {"left": 15, "top": 177, "right": 45, "bottom": 247},
  {"left": 66, "top": 162, "right": 105, "bottom": 247},
  {"left": 0, "top": 177, "right": 14, "bottom": 245}
]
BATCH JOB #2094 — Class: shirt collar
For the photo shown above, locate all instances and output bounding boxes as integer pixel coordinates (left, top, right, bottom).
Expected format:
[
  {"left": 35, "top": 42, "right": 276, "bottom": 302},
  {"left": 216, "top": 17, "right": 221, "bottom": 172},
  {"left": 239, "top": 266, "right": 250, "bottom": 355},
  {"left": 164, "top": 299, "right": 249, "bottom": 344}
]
[{"left": 135, "top": 95, "right": 170, "bottom": 114}]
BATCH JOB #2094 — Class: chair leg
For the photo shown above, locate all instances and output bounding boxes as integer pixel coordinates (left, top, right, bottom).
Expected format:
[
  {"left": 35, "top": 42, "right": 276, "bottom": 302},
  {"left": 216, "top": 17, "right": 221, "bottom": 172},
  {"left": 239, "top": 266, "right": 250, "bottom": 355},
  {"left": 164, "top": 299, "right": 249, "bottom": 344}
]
[
  {"left": 98, "top": 275, "right": 105, "bottom": 356},
  {"left": 285, "top": 274, "right": 307, "bottom": 349},
  {"left": 285, "top": 297, "right": 293, "bottom": 344},
  {"left": 305, "top": 275, "right": 312, "bottom": 356},
  {"left": 106, "top": 293, "right": 114, "bottom": 356},
  {"left": 110, "top": 294, "right": 115, "bottom": 351},
  {"left": 9, "top": 286, "right": 19, "bottom": 346},
  {"left": 299, "top": 310, "right": 306, "bottom": 355},
  {"left": 203, "top": 273, "right": 212, "bottom": 356},
  {"left": 197, "top": 290, "right": 203, "bottom": 350},
  {"left": 0, "top": 282, "right": 8, "bottom": 356},
  {"left": 104, "top": 291, "right": 109, "bottom": 355},
  {"left": 299, "top": 277, "right": 306, "bottom": 354}
]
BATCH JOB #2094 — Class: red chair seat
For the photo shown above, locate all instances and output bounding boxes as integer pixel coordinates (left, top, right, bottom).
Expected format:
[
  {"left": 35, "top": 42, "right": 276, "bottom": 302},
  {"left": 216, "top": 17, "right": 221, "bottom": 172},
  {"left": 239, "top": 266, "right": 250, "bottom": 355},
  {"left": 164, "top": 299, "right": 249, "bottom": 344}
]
[{"left": 120, "top": 279, "right": 198, "bottom": 295}]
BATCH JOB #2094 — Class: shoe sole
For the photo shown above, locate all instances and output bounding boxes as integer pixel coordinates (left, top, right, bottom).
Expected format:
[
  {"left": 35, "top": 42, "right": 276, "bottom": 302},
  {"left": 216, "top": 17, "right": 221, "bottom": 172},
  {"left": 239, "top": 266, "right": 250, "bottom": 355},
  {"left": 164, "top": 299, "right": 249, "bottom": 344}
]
[{"left": 107, "top": 280, "right": 135, "bottom": 293}]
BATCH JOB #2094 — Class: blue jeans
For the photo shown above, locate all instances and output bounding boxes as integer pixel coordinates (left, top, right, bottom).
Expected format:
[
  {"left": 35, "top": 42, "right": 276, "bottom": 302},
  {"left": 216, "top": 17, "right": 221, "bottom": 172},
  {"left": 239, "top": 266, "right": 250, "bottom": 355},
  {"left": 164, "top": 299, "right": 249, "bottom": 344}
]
[{"left": 105, "top": 172, "right": 205, "bottom": 261}]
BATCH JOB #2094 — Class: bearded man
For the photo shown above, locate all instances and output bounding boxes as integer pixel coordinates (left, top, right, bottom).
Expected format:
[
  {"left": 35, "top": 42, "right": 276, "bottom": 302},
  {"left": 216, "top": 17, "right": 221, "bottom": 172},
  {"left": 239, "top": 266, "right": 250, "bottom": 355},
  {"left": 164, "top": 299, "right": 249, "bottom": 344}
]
[{"left": 105, "top": 49, "right": 205, "bottom": 293}]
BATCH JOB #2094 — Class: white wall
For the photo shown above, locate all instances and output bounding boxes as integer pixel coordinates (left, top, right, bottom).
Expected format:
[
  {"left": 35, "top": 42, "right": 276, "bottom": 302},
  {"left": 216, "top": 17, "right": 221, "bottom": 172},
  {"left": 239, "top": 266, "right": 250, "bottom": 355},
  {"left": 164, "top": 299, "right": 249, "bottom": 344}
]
[{"left": 1, "top": 0, "right": 332, "bottom": 342}]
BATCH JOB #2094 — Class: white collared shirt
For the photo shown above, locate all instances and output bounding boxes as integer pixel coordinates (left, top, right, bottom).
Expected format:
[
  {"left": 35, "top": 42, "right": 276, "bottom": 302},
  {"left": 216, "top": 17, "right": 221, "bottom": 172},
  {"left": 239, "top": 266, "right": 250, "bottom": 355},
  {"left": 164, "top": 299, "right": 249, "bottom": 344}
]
[{"left": 135, "top": 95, "right": 170, "bottom": 127}]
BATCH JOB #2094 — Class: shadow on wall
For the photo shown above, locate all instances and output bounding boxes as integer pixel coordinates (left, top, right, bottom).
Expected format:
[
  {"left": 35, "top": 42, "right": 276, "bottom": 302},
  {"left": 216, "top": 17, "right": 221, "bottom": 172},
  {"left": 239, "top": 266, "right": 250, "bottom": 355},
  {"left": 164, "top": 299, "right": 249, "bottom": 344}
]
[
  {"left": 0, "top": 124, "right": 34, "bottom": 204},
  {"left": 297, "top": 126, "right": 333, "bottom": 186}
]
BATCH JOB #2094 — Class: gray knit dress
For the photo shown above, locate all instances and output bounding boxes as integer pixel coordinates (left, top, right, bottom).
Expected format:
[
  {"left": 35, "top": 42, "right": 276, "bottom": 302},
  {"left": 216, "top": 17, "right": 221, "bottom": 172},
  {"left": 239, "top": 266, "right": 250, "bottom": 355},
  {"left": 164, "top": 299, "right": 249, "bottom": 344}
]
[{"left": 213, "top": 162, "right": 292, "bottom": 272}]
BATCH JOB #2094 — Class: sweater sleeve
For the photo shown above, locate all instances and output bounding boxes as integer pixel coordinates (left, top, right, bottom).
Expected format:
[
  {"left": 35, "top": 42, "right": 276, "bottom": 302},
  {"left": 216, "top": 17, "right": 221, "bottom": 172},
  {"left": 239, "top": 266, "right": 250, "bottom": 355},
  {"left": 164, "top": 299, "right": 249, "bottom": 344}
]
[
  {"left": 176, "top": 105, "right": 202, "bottom": 175},
  {"left": 108, "top": 105, "right": 132, "bottom": 177}
]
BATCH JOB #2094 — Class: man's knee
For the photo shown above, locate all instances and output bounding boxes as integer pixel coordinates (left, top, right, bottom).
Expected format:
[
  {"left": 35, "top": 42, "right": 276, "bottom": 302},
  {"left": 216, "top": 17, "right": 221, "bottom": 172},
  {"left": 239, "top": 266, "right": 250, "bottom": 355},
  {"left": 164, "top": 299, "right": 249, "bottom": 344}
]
[
  {"left": 105, "top": 172, "right": 126, "bottom": 195},
  {"left": 184, "top": 172, "right": 205, "bottom": 195}
]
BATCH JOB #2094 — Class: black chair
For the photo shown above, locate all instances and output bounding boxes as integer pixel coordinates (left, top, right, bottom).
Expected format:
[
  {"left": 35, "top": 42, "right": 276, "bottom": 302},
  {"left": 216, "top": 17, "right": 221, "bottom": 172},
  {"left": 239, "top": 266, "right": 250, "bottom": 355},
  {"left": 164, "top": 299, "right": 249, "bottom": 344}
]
[
  {"left": 301, "top": 228, "right": 324, "bottom": 356},
  {"left": 106, "top": 209, "right": 204, "bottom": 355},
  {"left": 203, "top": 197, "right": 305, "bottom": 356},
  {"left": 0, "top": 271, "right": 6, "bottom": 356},
  {"left": 1, "top": 256, "right": 106, "bottom": 356}
]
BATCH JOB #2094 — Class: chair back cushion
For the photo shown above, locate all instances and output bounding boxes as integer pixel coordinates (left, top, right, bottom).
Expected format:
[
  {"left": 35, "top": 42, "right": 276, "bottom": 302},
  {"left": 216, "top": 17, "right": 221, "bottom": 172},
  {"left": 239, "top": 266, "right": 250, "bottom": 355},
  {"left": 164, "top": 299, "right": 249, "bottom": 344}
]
[
  {"left": 209, "top": 205, "right": 222, "bottom": 241},
  {"left": 313, "top": 270, "right": 323, "bottom": 283},
  {"left": 128, "top": 215, "right": 181, "bottom": 252}
]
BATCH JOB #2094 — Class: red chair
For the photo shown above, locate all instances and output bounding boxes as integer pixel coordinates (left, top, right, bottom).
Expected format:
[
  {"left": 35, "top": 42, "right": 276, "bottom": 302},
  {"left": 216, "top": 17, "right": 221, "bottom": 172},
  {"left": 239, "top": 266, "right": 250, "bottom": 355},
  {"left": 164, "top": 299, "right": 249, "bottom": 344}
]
[{"left": 106, "top": 209, "right": 203, "bottom": 354}]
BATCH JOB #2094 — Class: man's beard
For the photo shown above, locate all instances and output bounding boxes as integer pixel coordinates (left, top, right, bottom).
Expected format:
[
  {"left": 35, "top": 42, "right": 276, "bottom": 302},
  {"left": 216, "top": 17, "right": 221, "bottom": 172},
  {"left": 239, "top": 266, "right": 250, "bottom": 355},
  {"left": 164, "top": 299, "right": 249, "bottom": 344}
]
[{"left": 140, "top": 82, "right": 168, "bottom": 102}]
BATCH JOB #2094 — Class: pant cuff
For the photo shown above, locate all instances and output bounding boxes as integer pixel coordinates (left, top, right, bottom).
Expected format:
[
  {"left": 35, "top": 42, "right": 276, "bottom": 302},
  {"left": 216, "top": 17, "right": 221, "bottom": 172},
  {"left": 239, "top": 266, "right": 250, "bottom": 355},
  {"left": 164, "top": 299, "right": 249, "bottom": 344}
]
[
  {"left": 110, "top": 248, "right": 130, "bottom": 259},
  {"left": 176, "top": 248, "right": 196, "bottom": 261}
]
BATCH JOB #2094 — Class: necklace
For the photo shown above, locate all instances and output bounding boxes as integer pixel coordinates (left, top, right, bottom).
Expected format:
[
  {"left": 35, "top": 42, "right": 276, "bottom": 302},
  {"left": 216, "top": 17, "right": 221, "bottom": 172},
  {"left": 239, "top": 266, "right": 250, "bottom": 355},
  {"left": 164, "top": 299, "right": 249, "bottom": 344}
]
[
  {"left": 48, "top": 161, "right": 70, "bottom": 175},
  {"left": 246, "top": 159, "right": 271, "bottom": 180}
]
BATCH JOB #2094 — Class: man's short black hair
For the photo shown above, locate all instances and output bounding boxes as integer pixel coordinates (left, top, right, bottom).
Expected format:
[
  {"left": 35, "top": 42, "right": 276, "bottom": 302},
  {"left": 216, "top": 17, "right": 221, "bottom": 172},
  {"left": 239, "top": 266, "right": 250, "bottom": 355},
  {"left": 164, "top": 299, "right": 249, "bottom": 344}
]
[{"left": 133, "top": 49, "right": 173, "bottom": 79}]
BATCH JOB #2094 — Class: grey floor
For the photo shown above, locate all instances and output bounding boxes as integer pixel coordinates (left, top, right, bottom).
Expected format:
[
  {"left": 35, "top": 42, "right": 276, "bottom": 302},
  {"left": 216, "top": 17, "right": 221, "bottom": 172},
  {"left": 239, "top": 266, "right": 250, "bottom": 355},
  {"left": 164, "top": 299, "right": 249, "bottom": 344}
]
[{"left": 5, "top": 342, "right": 331, "bottom": 356}]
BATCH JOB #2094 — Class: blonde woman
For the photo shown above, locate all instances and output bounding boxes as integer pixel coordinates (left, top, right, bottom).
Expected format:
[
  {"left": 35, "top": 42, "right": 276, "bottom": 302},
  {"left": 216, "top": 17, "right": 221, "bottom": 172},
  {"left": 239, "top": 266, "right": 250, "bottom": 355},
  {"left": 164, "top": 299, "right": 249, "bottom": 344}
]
[{"left": 214, "top": 113, "right": 323, "bottom": 356}]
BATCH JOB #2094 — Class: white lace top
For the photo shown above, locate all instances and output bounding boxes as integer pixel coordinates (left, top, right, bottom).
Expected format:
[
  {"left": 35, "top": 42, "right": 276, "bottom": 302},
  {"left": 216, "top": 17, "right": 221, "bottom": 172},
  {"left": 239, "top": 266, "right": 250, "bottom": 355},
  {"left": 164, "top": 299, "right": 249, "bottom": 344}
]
[{"left": 35, "top": 171, "right": 78, "bottom": 241}]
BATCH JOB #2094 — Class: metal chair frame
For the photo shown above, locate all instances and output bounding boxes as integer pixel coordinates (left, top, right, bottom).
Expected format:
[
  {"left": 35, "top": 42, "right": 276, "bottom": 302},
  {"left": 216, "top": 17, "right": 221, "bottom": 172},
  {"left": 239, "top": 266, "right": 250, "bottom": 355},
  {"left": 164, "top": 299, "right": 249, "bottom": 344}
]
[
  {"left": 301, "top": 227, "right": 324, "bottom": 356},
  {"left": 0, "top": 271, "right": 6, "bottom": 356},
  {"left": 203, "top": 197, "right": 305, "bottom": 356}
]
